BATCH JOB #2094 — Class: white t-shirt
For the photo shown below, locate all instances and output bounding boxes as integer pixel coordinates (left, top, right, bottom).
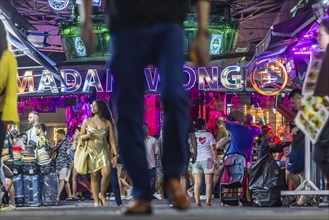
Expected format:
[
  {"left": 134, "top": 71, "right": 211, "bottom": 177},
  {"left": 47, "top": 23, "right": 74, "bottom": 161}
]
[
  {"left": 27, "top": 126, "right": 39, "bottom": 145},
  {"left": 144, "top": 136, "right": 159, "bottom": 169},
  {"left": 195, "top": 130, "right": 216, "bottom": 162}
]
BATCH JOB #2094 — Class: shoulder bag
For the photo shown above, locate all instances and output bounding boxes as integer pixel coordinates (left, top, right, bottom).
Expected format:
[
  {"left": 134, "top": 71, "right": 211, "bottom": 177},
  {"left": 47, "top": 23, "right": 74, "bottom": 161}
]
[{"left": 74, "top": 139, "right": 89, "bottom": 174}]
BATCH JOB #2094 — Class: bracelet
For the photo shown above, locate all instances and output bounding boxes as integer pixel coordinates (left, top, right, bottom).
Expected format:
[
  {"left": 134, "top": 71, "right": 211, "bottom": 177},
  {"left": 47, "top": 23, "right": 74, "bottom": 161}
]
[{"left": 113, "top": 154, "right": 119, "bottom": 157}]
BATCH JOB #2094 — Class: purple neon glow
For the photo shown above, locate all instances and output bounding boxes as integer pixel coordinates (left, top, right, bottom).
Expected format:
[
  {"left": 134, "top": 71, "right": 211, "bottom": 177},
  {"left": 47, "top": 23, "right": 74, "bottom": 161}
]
[{"left": 294, "top": 51, "right": 312, "bottom": 55}]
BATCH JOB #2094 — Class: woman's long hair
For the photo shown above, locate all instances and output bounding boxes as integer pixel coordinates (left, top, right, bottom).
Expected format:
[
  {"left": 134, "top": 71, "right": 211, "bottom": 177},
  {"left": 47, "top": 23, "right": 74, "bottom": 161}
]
[
  {"left": 0, "top": 20, "right": 8, "bottom": 59},
  {"left": 91, "top": 99, "right": 113, "bottom": 122}
]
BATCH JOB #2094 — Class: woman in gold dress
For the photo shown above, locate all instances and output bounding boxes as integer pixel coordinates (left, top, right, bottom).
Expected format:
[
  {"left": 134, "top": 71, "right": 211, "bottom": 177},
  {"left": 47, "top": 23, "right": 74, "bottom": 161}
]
[{"left": 80, "top": 99, "right": 118, "bottom": 207}]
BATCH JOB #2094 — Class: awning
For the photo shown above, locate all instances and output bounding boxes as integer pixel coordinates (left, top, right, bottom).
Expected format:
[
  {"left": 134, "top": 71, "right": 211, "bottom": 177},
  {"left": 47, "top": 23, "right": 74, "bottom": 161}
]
[
  {"left": 247, "top": 8, "right": 321, "bottom": 75},
  {"left": 272, "top": 9, "right": 318, "bottom": 38}
]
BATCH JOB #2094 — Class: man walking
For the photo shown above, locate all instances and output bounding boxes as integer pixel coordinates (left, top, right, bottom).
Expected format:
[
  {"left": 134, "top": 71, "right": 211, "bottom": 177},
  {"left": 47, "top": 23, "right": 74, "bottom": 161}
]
[
  {"left": 55, "top": 129, "right": 73, "bottom": 202},
  {"left": 80, "top": 0, "right": 210, "bottom": 214}
]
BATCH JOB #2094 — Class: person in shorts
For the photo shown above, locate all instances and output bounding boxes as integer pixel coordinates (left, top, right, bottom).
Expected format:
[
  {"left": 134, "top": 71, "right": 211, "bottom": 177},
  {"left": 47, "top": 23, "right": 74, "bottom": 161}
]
[{"left": 193, "top": 118, "right": 218, "bottom": 207}]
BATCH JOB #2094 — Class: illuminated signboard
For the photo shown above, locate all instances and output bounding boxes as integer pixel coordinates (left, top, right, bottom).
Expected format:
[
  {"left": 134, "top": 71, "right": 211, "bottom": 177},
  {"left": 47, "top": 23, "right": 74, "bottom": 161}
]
[
  {"left": 250, "top": 59, "right": 289, "bottom": 96},
  {"left": 17, "top": 65, "right": 244, "bottom": 96}
]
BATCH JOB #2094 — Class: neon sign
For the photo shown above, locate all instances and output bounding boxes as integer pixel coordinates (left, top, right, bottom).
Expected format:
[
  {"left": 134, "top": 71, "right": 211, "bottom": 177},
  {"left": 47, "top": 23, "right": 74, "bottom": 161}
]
[
  {"left": 17, "top": 65, "right": 244, "bottom": 95},
  {"left": 250, "top": 59, "right": 289, "bottom": 96}
]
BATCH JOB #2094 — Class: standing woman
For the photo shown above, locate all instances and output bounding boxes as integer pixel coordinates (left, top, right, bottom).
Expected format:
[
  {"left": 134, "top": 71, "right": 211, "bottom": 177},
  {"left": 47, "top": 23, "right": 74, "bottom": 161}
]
[
  {"left": 0, "top": 20, "right": 19, "bottom": 158},
  {"left": 193, "top": 118, "right": 218, "bottom": 207},
  {"left": 79, "top": 100, "right": 118, "bottom": 207}
]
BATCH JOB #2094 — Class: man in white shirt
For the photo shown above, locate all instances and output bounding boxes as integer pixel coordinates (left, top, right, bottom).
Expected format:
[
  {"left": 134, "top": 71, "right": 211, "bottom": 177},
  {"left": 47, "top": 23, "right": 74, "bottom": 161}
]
[
  {"left": 26, "top": 111, "right": 40, "bottom": 147},
  {"left": 143, "top": 123, "right": 161, "bottom": 199}
]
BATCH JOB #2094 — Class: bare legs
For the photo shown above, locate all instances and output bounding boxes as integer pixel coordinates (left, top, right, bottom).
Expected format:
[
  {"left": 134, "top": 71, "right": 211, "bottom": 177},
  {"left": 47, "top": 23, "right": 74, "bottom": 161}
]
[
  {"left": 194, "top": 173, "right": 202, "bottom": 205},
  {"left": 100, "top": 165, "right": 111, "bottom": 205},
  {"left": 194, "top": 173, "right": 213, "bottom": 206},
  {"left": 90, "top": 165, "right": 111, "bottom": 207},
  {"left": 205, "top": 174, "right": 213, "bottom": 205},
  {"left": 287, "top": 171, "right": 306, "bottom": 204},
  {"left": 72, "top": 168, "right": 78, "bottom": 198},
  {"left": 57, "top": 179, "right": 73, "bottom": 201},
  {"left": 5, "top": 178, "right": 15, "bottom": 207}
]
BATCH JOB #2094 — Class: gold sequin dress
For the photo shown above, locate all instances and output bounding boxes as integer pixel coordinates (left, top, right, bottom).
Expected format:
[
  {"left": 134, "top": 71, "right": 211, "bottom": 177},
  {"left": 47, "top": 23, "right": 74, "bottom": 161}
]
[{"left": 86, "top": 126, "right": 111, "bottom": 173}]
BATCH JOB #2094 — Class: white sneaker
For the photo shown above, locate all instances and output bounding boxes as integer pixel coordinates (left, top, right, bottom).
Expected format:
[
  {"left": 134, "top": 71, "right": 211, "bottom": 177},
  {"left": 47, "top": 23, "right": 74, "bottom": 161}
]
[
  {"left": 125, "top": 195, "right": 133, "bottom": 200},
  {"left": 153, "top": 193, "right": 163, "bottom": 200},
  {"left": 200, "top": 195, "right": 206, "bottom": 200},
  {"left": 127, "top": 186, "right": 133, "bottom": 197}
]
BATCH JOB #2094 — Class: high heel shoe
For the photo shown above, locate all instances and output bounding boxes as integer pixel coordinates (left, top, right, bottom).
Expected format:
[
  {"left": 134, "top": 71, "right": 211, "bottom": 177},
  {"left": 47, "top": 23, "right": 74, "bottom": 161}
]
[{"left": 99, "top": 196, "right": 109, "bottom": 207}]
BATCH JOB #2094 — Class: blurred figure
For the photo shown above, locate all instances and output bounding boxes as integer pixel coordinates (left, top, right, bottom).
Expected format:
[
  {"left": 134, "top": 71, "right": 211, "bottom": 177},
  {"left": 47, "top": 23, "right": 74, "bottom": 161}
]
[
  {"left": 314, "top": 18, "right": 329, "bottom": 207},
  {"left": 71, "top": 125, "right": 91, "bottom": 200},
  {"left": 283, "top": 123, "right": 294, "bottom": 143},
  {"left": 80, "top": 0, "right": 210, "bottom": 214},
  {"left": 35, "top": 123, "right": 51, "bottom": 166},
  {"left": 181, "top": 119, "right": 197, "bottom": 199},
  {"left": 257, "top": 126, "right": 274, "bottom": 161},
  {"left": 215, "top": 117, "right": 228, "bottom": 142},
  {"left": 0, "top": 20, "right": 19, "bottom": 158},
  {"left": 143, "top": 123, "right": 162, "bottom": 200}
]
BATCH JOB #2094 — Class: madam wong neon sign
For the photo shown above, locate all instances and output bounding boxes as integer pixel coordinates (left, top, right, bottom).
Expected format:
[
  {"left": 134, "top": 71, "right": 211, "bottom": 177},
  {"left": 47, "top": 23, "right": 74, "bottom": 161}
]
[{"left": 17, "top": 65, "right": 243, "bottom": 95}]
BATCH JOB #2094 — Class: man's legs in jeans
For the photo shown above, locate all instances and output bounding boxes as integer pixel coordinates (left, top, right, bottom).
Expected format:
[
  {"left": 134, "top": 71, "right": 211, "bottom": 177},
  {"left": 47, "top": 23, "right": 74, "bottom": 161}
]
[
  {"left": 111, "top": 28, "right": 152, "bottom": 201},
  {"left": 110, "top": 166, "right": 122, "bottom": 206},
  {"left": 110, "top": 24, "right": 189, "bottom": 208},
  {"left": 156, "top": 24, "right": 189, "bottom": 179}
]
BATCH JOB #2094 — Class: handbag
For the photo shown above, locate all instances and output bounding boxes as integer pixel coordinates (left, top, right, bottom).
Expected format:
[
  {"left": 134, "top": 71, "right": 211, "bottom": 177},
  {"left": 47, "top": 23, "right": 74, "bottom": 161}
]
[{"left": 74, "top": 140, "right": 89, "bottom": 174}]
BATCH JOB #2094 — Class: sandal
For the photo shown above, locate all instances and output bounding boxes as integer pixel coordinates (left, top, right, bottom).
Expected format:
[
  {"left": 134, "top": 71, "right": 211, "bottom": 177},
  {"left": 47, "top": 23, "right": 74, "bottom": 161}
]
[
  {"left": 290, "top": 196, "right": 312, "bottom": 206},
  {"left": 66, "top": 197, "right": 75, "bottom": 201}
]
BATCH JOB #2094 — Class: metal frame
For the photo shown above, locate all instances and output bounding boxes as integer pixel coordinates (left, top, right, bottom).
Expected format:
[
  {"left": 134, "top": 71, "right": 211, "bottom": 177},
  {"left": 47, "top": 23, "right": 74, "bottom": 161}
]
[{"left": 281, "top": 136, "right": 329, "bottom": 197}]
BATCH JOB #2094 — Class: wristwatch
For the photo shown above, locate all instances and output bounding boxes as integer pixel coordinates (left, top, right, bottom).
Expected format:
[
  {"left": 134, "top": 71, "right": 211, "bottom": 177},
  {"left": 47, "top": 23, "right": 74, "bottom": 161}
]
[{"left": 114, "top": 154, "right": 119, "bottom": 158}]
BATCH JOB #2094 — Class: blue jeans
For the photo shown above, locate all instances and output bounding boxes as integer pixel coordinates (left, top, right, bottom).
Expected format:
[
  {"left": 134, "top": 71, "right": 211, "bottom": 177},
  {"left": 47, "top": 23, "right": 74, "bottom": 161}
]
[
  {"left": 110, "top": 166, "right": 122, "bottom": 206},
  {"left": 110, "top": 23, "right": 189, "bottom": 200}
]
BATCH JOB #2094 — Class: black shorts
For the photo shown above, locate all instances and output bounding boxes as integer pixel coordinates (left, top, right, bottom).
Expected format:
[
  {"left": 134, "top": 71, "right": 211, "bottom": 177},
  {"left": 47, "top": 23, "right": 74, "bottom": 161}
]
[
  {"left": 287, "top": 147, "right": 304, "bottom": 174},
  {"left": 2, "top": 164, "right": 14, "bottom": 179}
]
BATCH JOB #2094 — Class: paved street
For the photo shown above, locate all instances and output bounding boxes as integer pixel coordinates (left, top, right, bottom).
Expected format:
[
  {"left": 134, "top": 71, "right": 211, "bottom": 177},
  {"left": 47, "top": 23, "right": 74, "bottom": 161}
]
[{"left": 1, "top": 199, "right": 328, "bottom": 220}]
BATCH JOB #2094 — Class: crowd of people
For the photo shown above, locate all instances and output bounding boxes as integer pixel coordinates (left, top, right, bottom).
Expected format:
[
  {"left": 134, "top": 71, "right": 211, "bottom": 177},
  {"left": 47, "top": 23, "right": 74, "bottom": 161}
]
[{"left": 1, "top": 0, "right": 329, "bottom": 215}]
